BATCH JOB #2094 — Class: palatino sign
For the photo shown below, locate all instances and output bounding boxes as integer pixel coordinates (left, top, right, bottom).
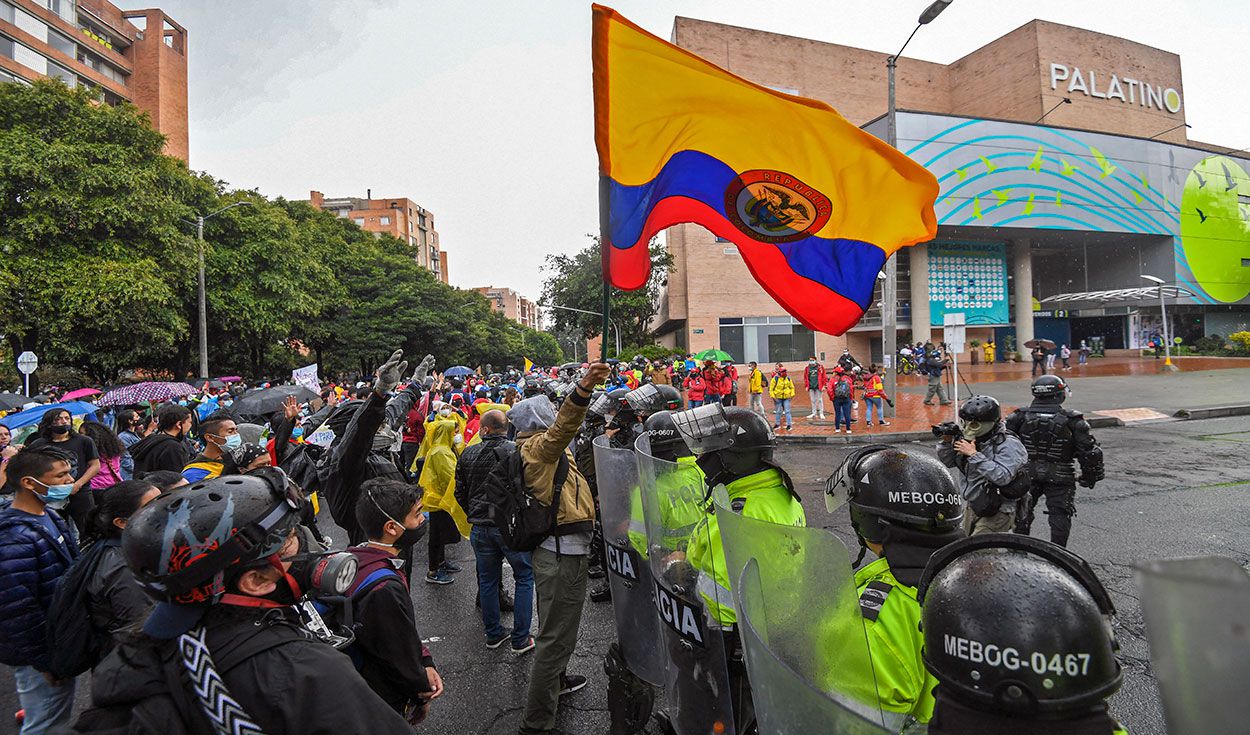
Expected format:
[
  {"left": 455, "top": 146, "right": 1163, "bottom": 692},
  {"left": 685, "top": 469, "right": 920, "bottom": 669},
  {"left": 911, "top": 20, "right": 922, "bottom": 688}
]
[{"left": 1049, "top": 63, "right": 1181, "bottom": 114}]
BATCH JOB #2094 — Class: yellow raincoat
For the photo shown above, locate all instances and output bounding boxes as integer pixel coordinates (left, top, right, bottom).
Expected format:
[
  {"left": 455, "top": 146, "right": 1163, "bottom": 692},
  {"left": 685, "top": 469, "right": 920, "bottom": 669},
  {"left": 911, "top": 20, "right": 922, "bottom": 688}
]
[{"left": 417, "top": 418, "right": 470, "bottom": 538}]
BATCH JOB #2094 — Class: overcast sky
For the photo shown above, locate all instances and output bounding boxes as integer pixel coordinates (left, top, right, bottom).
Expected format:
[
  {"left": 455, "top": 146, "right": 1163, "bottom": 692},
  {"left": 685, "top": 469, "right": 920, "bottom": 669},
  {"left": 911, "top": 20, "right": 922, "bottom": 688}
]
[{"left": 119, "top": 0, "right": 1249, "bottom": 299}]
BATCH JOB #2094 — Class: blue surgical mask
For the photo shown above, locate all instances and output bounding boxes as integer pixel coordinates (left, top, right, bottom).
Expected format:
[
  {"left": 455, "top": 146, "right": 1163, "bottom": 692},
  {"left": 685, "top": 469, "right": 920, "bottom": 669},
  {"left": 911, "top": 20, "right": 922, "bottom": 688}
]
[
  {"left": 224, "top": 434, "right": 243, "bottom": 449},
  {"left": 31, "top": 478, "right": 74, "bottom": 506},
  {"left": 291, "top": 427, "right": 304, "bottom": 439}
]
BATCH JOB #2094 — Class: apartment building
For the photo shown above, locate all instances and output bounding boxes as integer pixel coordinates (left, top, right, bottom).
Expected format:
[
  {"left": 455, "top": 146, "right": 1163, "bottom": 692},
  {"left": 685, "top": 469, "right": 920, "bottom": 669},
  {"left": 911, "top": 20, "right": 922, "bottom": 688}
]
[
  {"left": 474, "top": 286, "right": 540, "bottom": 329},
  {"left": 307, "top": 189, "right": 448, "bottom": 283}
]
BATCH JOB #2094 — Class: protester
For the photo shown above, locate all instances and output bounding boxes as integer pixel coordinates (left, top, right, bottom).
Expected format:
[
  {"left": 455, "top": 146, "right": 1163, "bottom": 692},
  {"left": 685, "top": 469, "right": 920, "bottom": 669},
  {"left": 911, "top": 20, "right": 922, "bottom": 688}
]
[
  {"left": 1031, "top": 344, "right": 1047, "bottom": 377},
  {"left": 84, "top": 479, "right": 161, "bottom": 654},
  {"left": 1045, "top": 345, "right": 1057, "bottom": 371},
  {"left": 0, "top": 424, "right": 24, "bottom": 491},
  {"left": 129, "top": 404, "right": 192, "bottom": 477},
  {"left": 402, "top": 399, "right": 428, "bottom": 479},
  {"left": 862, "top": 364, "right": 891, "bottom": 428},
  {"left": 455, "top": 409, "right": 535, "bottom": 652},
  {"left": 746, "top": 361, "right": 765, "bottom": 417},
  {"left": 348, "top": 478, "right": 444, "bottom": 725},
  {"left": 79, "top": 422, "right": 126, "bottom": 496},
  {"left": 982, "top": 339, "right": 996, "bottom": 364},
  {"left": 26, "top": 408, "right": 100, "bottom": 530},
  {"left": 513, "top": 362, "right": 610, "bottom": 735},
  {"left": 701, "top": 361, "right": 723, "bottom": 405},
  {"left": 417, "top": 417, "right": 467, "bottom": 585},
  {"left": 182, "top": 411, "right": 240, "bottom": 483},
  {"left": 114, "top": 409, "right": 148, "bottom": 480},
  {"left": 719, "top": 362, "right": 738, "bottom": 406},
  {"left": 682, "top": 368, "right": 706, "bottom": 409},
  {"left": 768, "top": 363, "right": 795, "bottom": 431},
  {"left": 803, "top": 357, "right": 827, "bottom": 420},
  {"left": 1079, "top": 339, "right": 1091, "bottom": 365},
  {"left": 136, "top": 469, "right": 187, "bottom": 493},
  {"left": 1060, "top": 343, "right": 1072, "bottom": 370},
  {"left": 0, "top": 448, "right": 80, "bottom": 734}
]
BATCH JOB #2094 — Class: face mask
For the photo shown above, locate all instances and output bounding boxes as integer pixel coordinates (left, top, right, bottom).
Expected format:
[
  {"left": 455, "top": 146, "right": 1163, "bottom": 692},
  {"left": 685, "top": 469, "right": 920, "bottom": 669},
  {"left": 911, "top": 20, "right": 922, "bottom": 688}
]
[
  {"left": 959, "top": 420, "right": 990, "bottom": 442},
  {"left": 31, "top": 478, "right": 74, "bottom": 506},
  {"left": 50, "top": 425, "right": 70, "bottom": 435},
  {"left": 368, "top": 489, "right": 428, "bottom": 548},
  {"left": 291, "top": 427, "right": 304, "bottom": 439},
  {"left": 212, "top": 433, "right": 243, "bottom": 449},
  {"left": 439, "top": 407, "right": 452, "bottom": 417}
]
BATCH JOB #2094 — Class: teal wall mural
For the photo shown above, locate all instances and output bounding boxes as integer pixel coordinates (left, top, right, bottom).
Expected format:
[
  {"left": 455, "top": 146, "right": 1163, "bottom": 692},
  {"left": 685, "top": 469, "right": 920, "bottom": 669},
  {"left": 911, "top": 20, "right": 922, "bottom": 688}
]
[
  {"left": 928, "top": 241, "right": 1009, "bottom": 326},
  {"left": 893, "top": 113, "right": 1250, "bottom": 306}
]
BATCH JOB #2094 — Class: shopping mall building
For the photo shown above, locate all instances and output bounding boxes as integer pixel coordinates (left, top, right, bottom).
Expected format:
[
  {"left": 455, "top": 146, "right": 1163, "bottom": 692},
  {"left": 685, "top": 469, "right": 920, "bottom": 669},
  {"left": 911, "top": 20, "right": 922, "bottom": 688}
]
[{"left": 651, "top": 17, "right": 1250, "bottom": 363}]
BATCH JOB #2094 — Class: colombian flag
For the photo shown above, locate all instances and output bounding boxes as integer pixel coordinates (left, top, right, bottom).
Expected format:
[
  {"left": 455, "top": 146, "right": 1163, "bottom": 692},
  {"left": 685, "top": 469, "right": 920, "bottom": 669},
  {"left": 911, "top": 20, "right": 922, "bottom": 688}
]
[{"left": 592, "top": 5, "right": 938, "bottom": 335}]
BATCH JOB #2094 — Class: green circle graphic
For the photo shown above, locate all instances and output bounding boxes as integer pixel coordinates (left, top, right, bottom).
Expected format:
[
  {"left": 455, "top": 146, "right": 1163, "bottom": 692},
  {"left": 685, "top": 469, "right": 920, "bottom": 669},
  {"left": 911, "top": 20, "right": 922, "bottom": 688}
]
[{"left": 1179, "top": 155, "right": 1250, "bottom": 303}]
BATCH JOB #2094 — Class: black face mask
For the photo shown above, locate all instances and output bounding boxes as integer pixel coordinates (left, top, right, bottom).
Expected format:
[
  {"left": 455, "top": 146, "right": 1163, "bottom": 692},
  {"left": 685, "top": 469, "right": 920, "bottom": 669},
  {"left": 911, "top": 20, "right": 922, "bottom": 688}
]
[
  {"left": 50, "top": 425, "right": 70, "bottom": 435},
  {"left": 393, "top": 521, "right": 429, "bottom": 549}
]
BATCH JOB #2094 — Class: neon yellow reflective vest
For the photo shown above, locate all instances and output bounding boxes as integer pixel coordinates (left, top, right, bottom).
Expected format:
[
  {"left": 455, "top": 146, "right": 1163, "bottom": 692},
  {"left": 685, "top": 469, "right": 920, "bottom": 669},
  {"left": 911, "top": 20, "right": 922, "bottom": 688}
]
[
  {"left": 687, "top": 468, "right": 805, "bottom": 626},
  {"left": 852, "top": 557, "right": 937, "bottom": 726},
  {"left": 629, "top": 455, "right": 705, "bottom": 558}
]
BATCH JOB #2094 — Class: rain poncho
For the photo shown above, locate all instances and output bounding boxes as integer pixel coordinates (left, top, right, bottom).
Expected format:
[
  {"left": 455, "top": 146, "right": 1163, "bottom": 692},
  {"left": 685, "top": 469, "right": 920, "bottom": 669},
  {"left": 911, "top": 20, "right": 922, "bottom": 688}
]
[{"left": 417, "top": 418, "right": 470, "bottom": 537}]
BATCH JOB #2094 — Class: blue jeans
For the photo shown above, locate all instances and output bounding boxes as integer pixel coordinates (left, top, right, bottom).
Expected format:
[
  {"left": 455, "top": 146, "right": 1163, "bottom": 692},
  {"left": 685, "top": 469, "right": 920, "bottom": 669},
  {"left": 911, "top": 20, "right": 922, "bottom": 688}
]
[
  {"left": 833, "top": 398, "right": 852, "bottom": 429},
  {"left": 13, "top": 666, "right": 75, "bottom": 735},
  {"left": 470, "top": 525, "right": 534, "bottom": 645},
  {"left": 688, "top": 398, "right": 703, "bottom": 408},
  {"left": 773, "top": 398, "right": 792, "bottom": 427},
  {"left": 865, "top": 397, "right": 884, "bottom": 423}
]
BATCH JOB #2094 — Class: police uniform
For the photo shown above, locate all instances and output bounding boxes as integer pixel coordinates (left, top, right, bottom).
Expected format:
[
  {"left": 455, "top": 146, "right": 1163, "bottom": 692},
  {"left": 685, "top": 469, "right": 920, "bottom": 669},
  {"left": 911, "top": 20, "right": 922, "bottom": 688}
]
[
  {"left": 853, "top": 558, "right": 938, "bottom": 727},
  {"left": 1006, "top": 402, "right": 1103, "bottom": 547}
]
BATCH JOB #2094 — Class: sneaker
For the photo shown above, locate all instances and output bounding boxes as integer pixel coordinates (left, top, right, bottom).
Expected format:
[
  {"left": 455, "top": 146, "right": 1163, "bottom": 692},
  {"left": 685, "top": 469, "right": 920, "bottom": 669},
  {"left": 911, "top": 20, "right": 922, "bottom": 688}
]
[
  {"left": 486, "top": 634, "right": 508, "bottom": 649},
  {"left": 806, "top": 413, "right": 816, "bottom": 419},
  {"left": 559, "top": 674, "right": 588, "bottom": 696},
  {"left": 845, "top": 429, "right": 853, "bottom": 435},
  {"left": 439, "top": 560, "right": 462, "bottom": 574},
  {"left": 512, "top": 636, "right": 536, "bottom": 655},
  {"left": 425, "top": 570, "right": 454, "bottom": 585},
  {"left": 880, "top": 420, "right": 891, "bottom": 427},
  {"left": 940, "top": 401, "right": 953, "bottom": 406},
  {"left": 785, "top": 425, "right": 792, "bottom": 431},
  {"left": 835, "top": 428, "right": 842, "bottom": 433},
  {"left": 864, "top": 421, "right": 873, "bottom": 427},
  {"left": 818, "top": 414, "right": 826, "bottom": 420}
]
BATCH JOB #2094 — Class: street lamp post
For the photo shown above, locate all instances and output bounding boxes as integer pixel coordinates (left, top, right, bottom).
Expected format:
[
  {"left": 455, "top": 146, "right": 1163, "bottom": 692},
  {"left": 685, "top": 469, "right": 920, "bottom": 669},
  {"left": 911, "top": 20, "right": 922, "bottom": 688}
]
[
  {"left": 541, "top": 303, "right": 621, "bottom": 356},
  {"left": 883, "top": 0, "right": 952, "bottom": 416},
  {"left": 1141, "top": 274, "right": 1178, "bottom": 371},
  {"left": 193, "top": 201, "right": 252, "bottom": 378}
]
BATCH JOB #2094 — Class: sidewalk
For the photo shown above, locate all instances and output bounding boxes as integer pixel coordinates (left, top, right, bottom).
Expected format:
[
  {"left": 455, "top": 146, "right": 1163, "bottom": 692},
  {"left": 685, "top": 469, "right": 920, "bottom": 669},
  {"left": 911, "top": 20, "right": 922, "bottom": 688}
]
[{"left": 715, "top": 356, "right": 1250, "bottom": 443}]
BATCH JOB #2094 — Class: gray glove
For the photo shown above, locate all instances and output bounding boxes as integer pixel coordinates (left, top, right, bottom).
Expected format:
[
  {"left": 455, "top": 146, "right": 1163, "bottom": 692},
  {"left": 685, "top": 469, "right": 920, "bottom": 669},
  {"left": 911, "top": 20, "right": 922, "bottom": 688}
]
[
  {"left": 373, "top": 349, "right": 408, "bottom": 396},
  {"left": 411, "top": 354, "right": 436, "bottom": 384}
]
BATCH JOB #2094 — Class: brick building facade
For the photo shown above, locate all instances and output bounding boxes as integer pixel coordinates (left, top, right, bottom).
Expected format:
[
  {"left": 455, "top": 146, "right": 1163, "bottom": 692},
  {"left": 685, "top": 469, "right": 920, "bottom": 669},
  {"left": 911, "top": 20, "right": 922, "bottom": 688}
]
[
  {"left": 0, "top": 0, "right": 188, "bottom": 160},
  {"left": 655, "top": 17, "right": 1249, "bottom": 366},
  {"left": 307, "top": 190, "right": 448, "bottom": 283},
  {"left": 474, "top": 286, "right": 540, "bottom": 329}
]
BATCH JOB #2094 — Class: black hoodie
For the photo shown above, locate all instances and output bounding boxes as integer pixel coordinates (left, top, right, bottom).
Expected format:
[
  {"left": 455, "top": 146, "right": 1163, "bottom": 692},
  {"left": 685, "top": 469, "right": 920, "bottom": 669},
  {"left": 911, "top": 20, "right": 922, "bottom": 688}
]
[{"left": 129, "top": 432, "right": 190, "bottom": 477}]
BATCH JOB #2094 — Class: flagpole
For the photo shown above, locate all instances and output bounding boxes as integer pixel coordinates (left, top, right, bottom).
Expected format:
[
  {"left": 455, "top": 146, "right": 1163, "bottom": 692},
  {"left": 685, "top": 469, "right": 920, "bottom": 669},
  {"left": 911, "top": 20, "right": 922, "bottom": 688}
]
[{"left": 598, "top": 174, "right": 612, "bottom": 362}]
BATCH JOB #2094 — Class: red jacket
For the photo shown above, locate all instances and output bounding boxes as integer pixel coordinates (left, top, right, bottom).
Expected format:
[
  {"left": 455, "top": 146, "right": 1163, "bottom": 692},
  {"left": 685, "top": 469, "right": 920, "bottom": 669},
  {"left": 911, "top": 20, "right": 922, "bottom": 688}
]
[
  {"left": 803, "top": 363, "right": 827, "bottom": 390},
  {"left": 683, "top": 374, "right": 706, "bottom": 401},
  {"left": 863, "top": 373, "right": 887, "bottom": 399},
  {"left": 825, "top": 373, "right": 855, "bottom": 401}
]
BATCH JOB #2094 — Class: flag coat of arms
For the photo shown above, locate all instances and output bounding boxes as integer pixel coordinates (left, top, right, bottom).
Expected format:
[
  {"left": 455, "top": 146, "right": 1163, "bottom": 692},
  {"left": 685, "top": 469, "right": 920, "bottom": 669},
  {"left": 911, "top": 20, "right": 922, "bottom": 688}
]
[{"left": 592, "top": 5, "right": 938, "bottom": 335}]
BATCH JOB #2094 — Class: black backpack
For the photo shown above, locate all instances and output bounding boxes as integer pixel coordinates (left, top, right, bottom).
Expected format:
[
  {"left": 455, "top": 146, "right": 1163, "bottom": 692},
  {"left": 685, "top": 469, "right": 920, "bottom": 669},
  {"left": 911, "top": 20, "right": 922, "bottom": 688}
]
[
  {"left": 833, "top": 379, "right": 851, "bottom": 399},
  {"left": 483, "top": 446, "right": 573, "bottom": 552},
  {"left": 46, "top": 540, "right": 111, "bottom": 679}
]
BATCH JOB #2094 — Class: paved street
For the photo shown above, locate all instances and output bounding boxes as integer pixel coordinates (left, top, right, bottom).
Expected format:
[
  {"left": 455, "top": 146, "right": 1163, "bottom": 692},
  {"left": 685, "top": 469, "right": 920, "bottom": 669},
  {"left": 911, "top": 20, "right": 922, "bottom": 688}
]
[{"left": 4, "top": 411, "right": 1247, "bottom": 734}]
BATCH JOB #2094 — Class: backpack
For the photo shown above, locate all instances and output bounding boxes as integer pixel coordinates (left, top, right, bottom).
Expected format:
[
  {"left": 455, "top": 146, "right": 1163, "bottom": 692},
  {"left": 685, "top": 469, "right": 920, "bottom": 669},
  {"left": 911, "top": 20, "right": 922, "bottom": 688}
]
[
  {"left": 280, "top": 441, "right": 324, "bottom": 496},
  {"left": 341, "top": 554, "right": 405, "bottom": 671},
  {"left": 46, "top": 540, "right": 111, "bottom": 679},
  {"left": 483, "top": 446, "right": 572, "bottom": 552},
  {"left": 833, "top": 379, "right": 851, "bottom": 399}
]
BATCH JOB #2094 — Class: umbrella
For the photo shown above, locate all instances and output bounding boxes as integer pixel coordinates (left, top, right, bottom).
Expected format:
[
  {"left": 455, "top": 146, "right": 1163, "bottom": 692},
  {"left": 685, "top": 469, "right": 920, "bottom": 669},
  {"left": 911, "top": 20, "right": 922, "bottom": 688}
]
[
  {"left": 443, "top": 366, "right": 475, "bottom": 377},
  {"left": 98, "top": 381, "right": 197, "bottom": 407},
  {"left": 194, "top": 378, "right": 227, "bottom": 391},
  {"left": 230, "top": 384, "right": 318, "bottom": 416},
  {"left": 1024, "top": 339, "right": 1057, "bottom": 350},
  {"left": 235, "top": 422, "right": 267, "bottom": 445},
  {"left": 61, "top": 387, "right": 101, "bottom": 401},
  {"left": 693, "top": 348, "right": 735, "bottom": 363},
  {"left": 0, "top": 401, "right": 101, "bottom": 430},
  {"left": 0, "top": 394, "right": 30, "bottom": 411},
  {"left": 218, "top": 376, "right": 244, "bottom": 383}
]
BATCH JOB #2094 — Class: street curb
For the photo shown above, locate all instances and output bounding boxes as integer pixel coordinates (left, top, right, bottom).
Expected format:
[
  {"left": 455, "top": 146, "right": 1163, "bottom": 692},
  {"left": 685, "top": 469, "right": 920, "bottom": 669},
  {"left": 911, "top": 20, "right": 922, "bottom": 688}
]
[
  {"left": 779, "top": 415, "right": 1126, "bottom": 445},
  {"left": 1173, "top": 405, "right": 1250, "bottom": 420}
]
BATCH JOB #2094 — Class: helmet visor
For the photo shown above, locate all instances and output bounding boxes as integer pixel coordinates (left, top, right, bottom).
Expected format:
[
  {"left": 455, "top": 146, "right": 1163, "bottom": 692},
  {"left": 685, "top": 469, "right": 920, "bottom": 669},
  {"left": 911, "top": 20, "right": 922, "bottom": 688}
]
[
  {"left": 670, "top": 402, "right": 732, "bottom": 455},
  {"left": 823, "top": 457, "right": 855, "bottom": 514},
  {"left": 588, "top": 392, "right": 617, "bottom": 418},
  {"left": 623, "top": 384, "right": 660, "bottom": 413}
]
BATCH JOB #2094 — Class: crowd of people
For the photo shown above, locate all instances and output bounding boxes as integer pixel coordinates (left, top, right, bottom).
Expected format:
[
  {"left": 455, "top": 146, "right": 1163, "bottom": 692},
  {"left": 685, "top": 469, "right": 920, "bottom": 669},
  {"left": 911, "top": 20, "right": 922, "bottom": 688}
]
[{"left": 0, "top": 345, "right": 1170, "bottom": 735}]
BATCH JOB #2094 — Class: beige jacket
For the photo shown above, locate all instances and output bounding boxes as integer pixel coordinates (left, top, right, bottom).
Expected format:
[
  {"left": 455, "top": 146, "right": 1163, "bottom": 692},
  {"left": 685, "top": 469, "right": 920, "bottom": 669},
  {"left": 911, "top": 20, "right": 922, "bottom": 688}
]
[{"left": 515, "top": 396, "right": 595, "bottom": 529}]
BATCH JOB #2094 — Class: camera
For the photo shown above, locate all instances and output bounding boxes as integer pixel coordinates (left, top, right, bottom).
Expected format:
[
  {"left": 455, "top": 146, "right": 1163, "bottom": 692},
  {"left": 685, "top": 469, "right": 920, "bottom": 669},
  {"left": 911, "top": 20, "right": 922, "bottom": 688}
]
[{"left": 931, "top": 421, "right": 962, "bottom": 439}]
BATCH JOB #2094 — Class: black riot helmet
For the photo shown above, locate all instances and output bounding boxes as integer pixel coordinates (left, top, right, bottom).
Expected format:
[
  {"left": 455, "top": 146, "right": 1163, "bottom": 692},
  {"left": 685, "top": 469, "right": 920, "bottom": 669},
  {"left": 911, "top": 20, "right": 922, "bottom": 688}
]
[
  {"left": 625, "top": 383, "right": 682, "bottom": 418},
  {"left": 825, "top": 445, "right": 964, "bottom": 547},
  {"left": 643, "top": 410, "right": 691, "bottom": 461},
  {"left": 606, "top": 387, "right": 637, "bottom": 430},
  {"left": 958, "top": 395, "right": 1002, "bottom": 440},
  {"left": 918, "top": 534, "right": 1122, "bottom": 720},
  {"left": 671, "top": 404, "right": 783, "bottom": 489},
  {"left": 1030, "top": 375, "right": 1068, "bottom": 404},
  {"left": 122, "top": 468, "right": 305, "bottom": 604}
]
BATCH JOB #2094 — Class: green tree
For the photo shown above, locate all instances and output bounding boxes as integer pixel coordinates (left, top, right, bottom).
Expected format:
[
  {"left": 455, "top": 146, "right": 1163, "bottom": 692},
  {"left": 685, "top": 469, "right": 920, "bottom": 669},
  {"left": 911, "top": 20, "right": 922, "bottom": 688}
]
[{"left": 541, "top": 236, "right": 673, "bottom": 348}]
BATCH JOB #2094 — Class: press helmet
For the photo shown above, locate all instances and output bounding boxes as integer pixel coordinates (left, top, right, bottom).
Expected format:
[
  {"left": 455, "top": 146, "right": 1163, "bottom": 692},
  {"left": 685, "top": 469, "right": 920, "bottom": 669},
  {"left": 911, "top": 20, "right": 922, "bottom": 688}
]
[
  {"left": 671, "top": 404, "right": 780, "bottom": 487},
  {"left": 958, "top": 395, "right": 1002, "bottom": 440},
  {"left": 825, "top": 445, "right": 963, "bottom": 548},
  {"left": 643, "top": 410, "right": 692, "bottom": 461},
  {"left": 625, "top": 383, "right": 682, "bottom": 417},
  {"left": 1030, "top": 375, "right": 1068, "bottom": 404},
  {"left": 918, "top": 535, "right": 1122, "bottom": 719},
  {"left": 122, "top": 468, "right": 304, "bottom": 605}
]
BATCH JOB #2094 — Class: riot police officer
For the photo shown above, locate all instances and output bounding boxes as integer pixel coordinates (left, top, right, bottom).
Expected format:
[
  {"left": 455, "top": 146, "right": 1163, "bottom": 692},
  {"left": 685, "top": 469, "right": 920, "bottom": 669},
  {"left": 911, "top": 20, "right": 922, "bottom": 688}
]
[
  {"left": 917, "top": 534, "right": 1128, "bottom": 734},
  {"left": 668, "top": 404, "right": 806, "bottom": 732},
  {"left": 824, "top": 446, "right": 966, "bottom": 727},
  {"left": 1006, "top": 375, "right": 1104, "bottom": 547},
  {"left": 624, "top": 383, "right": 682, "bottom": 422}
]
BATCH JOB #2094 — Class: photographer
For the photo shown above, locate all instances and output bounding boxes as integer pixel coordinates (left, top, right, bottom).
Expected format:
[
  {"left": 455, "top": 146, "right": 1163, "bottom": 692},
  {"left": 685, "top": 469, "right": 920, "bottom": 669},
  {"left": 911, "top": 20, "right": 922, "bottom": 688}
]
[{"left": 935, "top": 396, "right": 1028, "bottom": 536}]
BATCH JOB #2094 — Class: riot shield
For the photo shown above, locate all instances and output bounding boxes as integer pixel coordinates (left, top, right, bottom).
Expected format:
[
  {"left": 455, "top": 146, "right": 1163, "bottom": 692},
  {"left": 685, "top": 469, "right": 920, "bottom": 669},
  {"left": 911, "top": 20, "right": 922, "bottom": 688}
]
[
  {"left": 591, "top": 434, "right": 666, "bottom": 687},
  {"left": 713, "top": 489, "right": 892, "bottom": 734},
  {"left": 636, "top": 438, "right": 737, "bottom": 735},
  {"left": 1139, "top": 556, "right": 1250, "bottom": 735}
]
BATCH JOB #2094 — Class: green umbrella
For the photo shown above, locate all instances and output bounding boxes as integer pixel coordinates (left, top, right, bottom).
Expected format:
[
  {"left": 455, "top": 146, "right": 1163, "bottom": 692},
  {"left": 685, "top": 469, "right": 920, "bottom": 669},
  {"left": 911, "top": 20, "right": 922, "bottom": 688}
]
[{"left": 693, "top": 348, "right": 735, "bottom": 363}]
